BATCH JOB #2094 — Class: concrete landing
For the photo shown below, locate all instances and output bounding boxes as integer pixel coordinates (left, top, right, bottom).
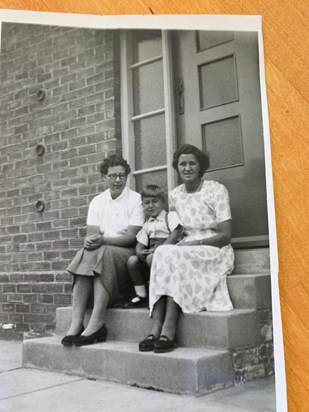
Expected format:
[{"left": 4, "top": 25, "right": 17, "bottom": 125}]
[
  {"left": 0, "top": 340, "right": 277, "bottom": 412},
  {"left": 22, "top": 336, "right": 234, "bottom": 396}
]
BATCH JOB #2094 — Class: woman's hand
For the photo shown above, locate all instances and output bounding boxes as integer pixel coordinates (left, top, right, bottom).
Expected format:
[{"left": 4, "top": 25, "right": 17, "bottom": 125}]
[
  {"left": 84, "top": 234, "right": 105, "bottom": 250},
  {"left": 178, "top": 220, "right": 232, "bottom": 248}
]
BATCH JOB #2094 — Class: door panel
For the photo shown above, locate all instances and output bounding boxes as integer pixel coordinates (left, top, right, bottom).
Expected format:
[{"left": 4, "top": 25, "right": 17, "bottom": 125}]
[
  {"left": 173, "top": 31, "right": 268, "bottom": 245},
  {"left": 202, "top": 115, "right": 244, "bottom": 170},
  {"left": 199, "top": 54, "right": 239, "bottom": 109}
]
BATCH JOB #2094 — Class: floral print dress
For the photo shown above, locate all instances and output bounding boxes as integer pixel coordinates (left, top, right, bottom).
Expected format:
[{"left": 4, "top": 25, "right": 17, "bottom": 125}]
[{"left": 149, "top": 180, "right": 234, "bottom": 314}]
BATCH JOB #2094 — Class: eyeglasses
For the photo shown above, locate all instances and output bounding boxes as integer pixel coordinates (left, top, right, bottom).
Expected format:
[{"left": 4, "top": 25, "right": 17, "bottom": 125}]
[{"left": 107, "top": 173, "right": 127, "bottom": 181}]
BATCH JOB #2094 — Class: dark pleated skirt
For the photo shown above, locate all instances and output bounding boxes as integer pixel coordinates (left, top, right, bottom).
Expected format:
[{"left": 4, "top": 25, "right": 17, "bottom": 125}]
[{"left": 67, "top": 246, "right": 135, "bottom": 305}]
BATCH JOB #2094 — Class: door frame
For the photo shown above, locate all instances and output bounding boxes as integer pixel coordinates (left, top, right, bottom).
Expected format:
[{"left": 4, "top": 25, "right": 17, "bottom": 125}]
[
  {"left": 120, "top": 30, "right": 269, "bottom": 249},
  {"left": 120, "top": 30, "right": 178, "bottom": 191}
]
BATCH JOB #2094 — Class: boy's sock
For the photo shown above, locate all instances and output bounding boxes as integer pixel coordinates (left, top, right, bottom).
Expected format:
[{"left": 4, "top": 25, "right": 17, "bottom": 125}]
[{"left": 134, "top": 285, "right": 147, "bottom": 298}]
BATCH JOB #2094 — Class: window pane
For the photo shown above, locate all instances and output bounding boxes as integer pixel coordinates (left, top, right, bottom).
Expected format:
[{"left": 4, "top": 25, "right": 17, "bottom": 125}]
[
  {"left": 132, "top": 30, "right": 162, "bottom": 63},
  {"left": 202, "top": 115, "right": 243, "bottom": 170},
  {"left": 135, "top": 170, "right": 168, "bottom": 198},
  {"left": 133, "top": 60, "right": 164, "bottom": 115},
  {"left": 134, "top": 114, "right": 166, "bottom": 170}
]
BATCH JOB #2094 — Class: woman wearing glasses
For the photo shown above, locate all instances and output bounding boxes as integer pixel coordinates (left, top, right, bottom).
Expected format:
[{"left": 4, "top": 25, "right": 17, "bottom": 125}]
[{"left": 61, "top": 155, "right": 145, "bottom": 346}]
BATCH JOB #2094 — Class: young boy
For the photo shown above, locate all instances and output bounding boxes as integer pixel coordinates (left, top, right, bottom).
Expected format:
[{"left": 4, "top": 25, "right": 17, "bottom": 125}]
[{"left": 124, "top": 184, "right": 183, "bottom": 308}]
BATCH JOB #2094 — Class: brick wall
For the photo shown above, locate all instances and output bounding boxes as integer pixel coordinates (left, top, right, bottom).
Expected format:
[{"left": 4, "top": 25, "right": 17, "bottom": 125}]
[
  {"left": 232, "top": 308, "right": 274, "bottom": 383},
  {"left": 0, "top": 23, "right": 121, "bottom": 332}
]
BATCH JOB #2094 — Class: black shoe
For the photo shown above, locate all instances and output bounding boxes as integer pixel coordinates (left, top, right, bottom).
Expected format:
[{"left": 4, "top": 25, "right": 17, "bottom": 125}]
[
  {"left": 154, "top": 335, "right": 177, "bottom": 353},
  {"left": 122, "top": 296, "right": 148, "bottom": 309},
  {"left": 61, "top": 326, "right": 84, "bottom": 346},
  {"left": 74, "top": 324, "right": 107, "bottom": 347},
  {"left": 139, "top": 334, "right": 158, "bottom": 352}
]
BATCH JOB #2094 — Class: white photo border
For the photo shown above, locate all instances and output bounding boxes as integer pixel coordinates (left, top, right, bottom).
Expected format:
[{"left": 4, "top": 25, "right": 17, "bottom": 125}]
[{"left": 0, "top": 9, "right": 286, "bottom": 412}]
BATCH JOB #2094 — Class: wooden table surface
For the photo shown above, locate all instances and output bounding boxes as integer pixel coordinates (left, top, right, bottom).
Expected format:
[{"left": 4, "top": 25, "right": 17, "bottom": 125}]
[{"left": 0, "top": 1, "right": 308, "bottom": 410}]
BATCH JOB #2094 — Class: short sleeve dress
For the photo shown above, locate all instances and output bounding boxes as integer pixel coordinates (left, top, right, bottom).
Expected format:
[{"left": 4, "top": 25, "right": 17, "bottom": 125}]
[{"left": 149, "top": 180, "right": 234, "bottom": 314}]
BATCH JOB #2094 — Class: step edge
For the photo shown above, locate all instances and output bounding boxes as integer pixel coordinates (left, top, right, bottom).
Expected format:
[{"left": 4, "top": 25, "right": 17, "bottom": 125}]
[
  {"left": 57, "top": 307, "right": 257, "bottom": 316},
  {"left": 23, "top": 337, "right": 231, "bottom": 357}
]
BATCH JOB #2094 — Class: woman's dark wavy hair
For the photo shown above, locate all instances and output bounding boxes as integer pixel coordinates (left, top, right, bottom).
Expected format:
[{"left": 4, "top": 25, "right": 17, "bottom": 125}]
[
  {"left": 172, "top": 144, "right": 210, "bottom": 177},
  {"left": 100, "top": 155, "right": 131, "bottom": 176}
]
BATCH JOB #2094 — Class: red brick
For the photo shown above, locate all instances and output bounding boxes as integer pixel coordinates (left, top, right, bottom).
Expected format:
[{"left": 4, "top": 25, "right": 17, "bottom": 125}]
[
  {"left": 61, "top": 229, "right": 78, "bottom": 238},
  {"left": 23, "top": 313, "right": 39, "bottom": 323},
  {"left": 43, "top": 232, "right": 60, "bottom": 241},
  {"left": 30, "top": 303, "right": 47, "bottom": 314},
  {"left": 9, "top": 313, "right": 23, "bottom": 323},
  {"left": 7, "top": 226, "right": 20, "bottom": 234},
  {"left": 46, "top": 284, "right": 64, "bottom": 293},
  {"left": 8, "top": 294, "right": 23, "bottom": 302},
  {"left": 36, "top": 242, "right": 53, "bottom": 251},
  {"left": 32, "top": 284, "right": 48, "bottom": 293},
  {"left": 53, "top": 240, "right": 70, "bottom": 249},
  {"left": 38, "top": 294, "right": 54, "bottom": 303},
  {"left": 61, "top": 250, "right": 77, "bottom": 260},
  {"left": 54, "top": 294, "right": 71, "bottom": 305},
  {"left": 52, "top": 261, "right": 69, "bottom": 270},
  {"left": 0, "top": 313, "right": 9, "bottom": 322},
  {"left": 3, "top": 284, "right": 16, "bottom": 293},
  {"left": 36, "top": 222, "right": 52, "bottom": 231},
  {"left": 43, "top": 252, "right": 60, "bottom": 261},
  {"left": 20, "top": 262, "right": 51, "bottom": 271},
  {"left": 17, "top": 284, "right": 32, "bottom": 293},
  {"left": 39, "top": 274, "right": 54, "bottom": 282},
  {"left": 56, "top": 272, "right": 72, "bottom": 282},
  {"left": 16, "top": 304, "right": 30, "bottom": 313},
  {"left": 23, "top": 295, "right": 38, "bottom": 303},
  {"left": 9, "top": 274, "right": 24, "bottom": 282},
  {"left": 2, "top": 303, "right": 16, "bottom": 312},
  {"left": 0, "top": 274, "right": 9, "bottom": 282}
]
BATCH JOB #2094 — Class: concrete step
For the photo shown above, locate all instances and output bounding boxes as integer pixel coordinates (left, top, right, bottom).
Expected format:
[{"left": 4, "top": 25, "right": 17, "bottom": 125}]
[
  {"left": 227, "top": 273, "right": 271, "bottom": 309},
  {"left": 56, "top": 307, "right": 260, "bottom": 349},
  {"left": 22, "top": 336, "right": 234, "bottom": 396},
  {"left": 233, "top": 248, "right": 270, "bottom": 274}
]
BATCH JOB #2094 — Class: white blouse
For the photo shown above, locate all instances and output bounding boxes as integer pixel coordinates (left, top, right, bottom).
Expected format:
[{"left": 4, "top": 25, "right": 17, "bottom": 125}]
[{"left": 87, "top": 187, "right": 145, "bottom": 237}]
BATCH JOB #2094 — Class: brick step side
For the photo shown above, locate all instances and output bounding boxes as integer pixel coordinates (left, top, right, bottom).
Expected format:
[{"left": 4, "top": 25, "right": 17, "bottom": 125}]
[
  {"left": 22, "top": 336, "right": 234, "bottom": 396},
  {"left": 56, "top": 307, "right": 261, "bottom": 349}
]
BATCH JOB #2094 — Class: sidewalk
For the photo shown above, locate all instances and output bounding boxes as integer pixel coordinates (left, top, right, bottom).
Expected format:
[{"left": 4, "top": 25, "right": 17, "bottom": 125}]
[{"left": 0, "top": 339, "right": 276, "bottom": 412}]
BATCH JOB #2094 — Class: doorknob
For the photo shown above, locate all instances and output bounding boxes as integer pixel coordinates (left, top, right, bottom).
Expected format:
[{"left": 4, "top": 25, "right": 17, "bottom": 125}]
[{"left": 178, "top": 77, "right": 184, "bottom": 115}]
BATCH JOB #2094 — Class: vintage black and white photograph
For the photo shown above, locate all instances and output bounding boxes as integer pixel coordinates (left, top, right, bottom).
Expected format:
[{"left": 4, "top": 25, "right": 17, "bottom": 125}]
[{"left": 0, "top": 11, "right": 286, "bottom": 412}]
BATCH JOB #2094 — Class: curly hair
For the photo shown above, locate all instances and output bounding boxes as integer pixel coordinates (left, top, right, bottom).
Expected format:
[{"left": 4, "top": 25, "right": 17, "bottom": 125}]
[
  {"left": 172, "top": 144, "right": 210, "bottom": 177},
  {"left": 99, "top": 155, "right": 131, "bottom": 176}
]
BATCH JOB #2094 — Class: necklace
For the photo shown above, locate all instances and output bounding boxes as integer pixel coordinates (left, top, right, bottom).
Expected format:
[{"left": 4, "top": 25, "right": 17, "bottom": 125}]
[{"left": 185, "top": 180, "right": 203, "bottom": 194}]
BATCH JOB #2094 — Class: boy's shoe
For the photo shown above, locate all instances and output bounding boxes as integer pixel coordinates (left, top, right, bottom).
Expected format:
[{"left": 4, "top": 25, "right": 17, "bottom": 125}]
[{"left": 122, "top": 295, "right": 148, "bottom": 309}]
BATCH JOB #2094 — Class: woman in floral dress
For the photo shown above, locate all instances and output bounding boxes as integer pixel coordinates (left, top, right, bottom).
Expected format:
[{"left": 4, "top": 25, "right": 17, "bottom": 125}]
[{"left": 139, "top": 144, "right": 234, "bottom": 353}]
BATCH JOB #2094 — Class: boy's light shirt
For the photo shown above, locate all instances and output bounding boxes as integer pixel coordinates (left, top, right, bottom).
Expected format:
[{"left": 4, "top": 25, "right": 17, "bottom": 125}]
[{"left": 137, "top": 210, "right": 182, "bottom": 247}]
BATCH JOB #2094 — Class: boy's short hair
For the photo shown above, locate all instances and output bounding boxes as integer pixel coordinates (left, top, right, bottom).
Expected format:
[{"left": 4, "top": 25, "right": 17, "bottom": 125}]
[{"left": 141, "top": 185, "right": 166, "bottom": 202}]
